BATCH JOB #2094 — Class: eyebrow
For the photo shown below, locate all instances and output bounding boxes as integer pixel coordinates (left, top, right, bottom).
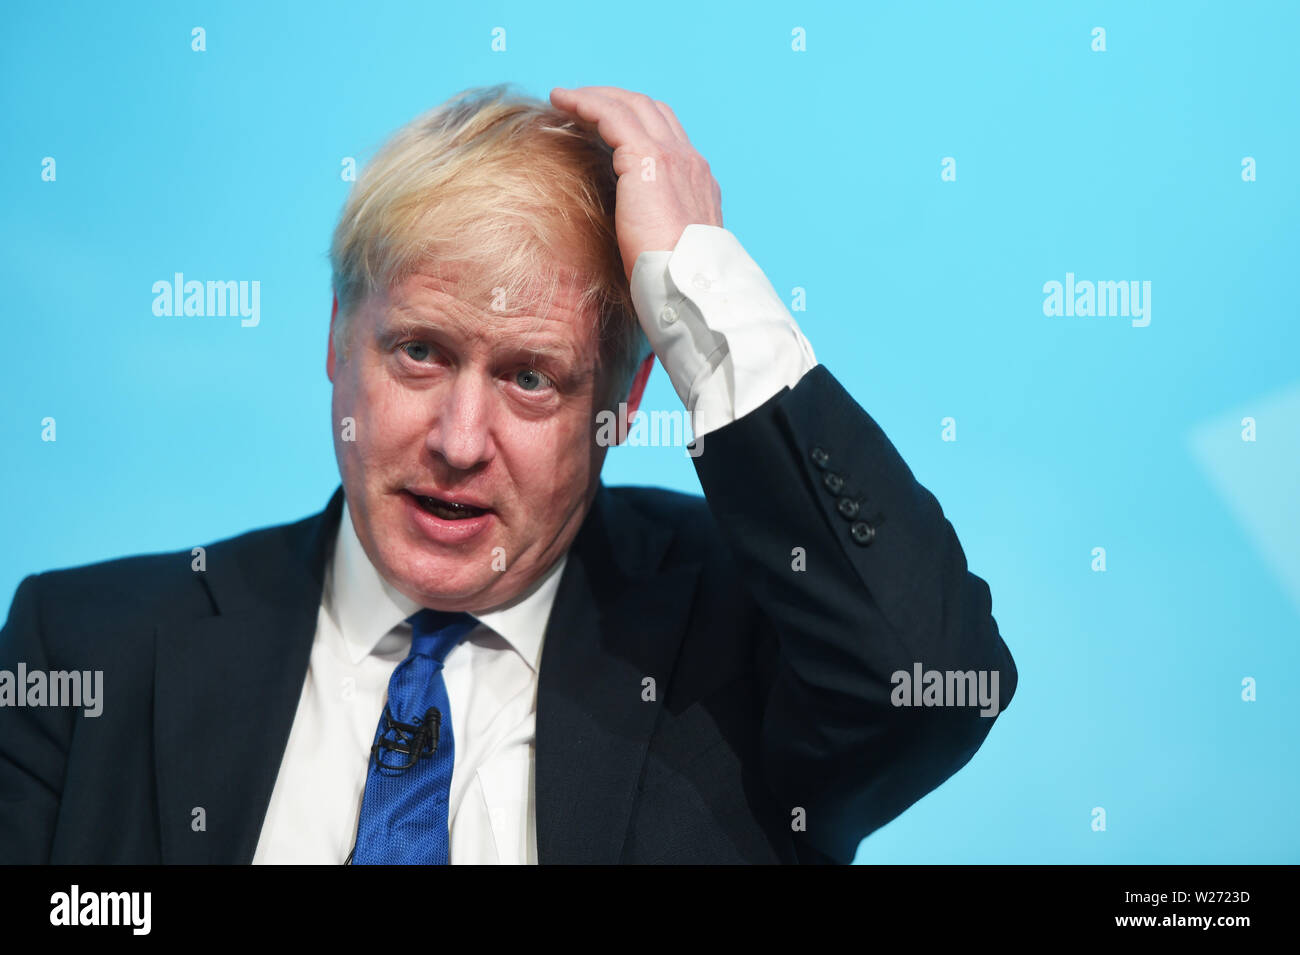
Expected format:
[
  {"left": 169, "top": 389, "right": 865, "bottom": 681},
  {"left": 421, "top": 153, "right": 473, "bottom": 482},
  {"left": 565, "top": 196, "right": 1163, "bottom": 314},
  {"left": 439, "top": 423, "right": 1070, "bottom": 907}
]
[{"left": 378, "top": 314, "right": 590, "bottom": 371}]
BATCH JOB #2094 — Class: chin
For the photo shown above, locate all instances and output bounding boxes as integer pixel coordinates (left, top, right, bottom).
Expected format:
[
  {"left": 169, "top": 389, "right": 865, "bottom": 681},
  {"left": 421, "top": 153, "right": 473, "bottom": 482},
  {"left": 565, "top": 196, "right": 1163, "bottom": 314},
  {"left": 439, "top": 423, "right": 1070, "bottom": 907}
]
[{"left": 389, "top": 550, "right": 495, "bottom": 609}]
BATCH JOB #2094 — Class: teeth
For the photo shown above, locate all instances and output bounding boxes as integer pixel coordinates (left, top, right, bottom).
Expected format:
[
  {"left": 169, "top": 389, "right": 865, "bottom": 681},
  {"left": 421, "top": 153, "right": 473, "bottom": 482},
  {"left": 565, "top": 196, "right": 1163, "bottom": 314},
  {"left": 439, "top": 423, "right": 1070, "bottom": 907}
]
[{"left": 417, "top": 495, "right": 483, "bottom": 520}]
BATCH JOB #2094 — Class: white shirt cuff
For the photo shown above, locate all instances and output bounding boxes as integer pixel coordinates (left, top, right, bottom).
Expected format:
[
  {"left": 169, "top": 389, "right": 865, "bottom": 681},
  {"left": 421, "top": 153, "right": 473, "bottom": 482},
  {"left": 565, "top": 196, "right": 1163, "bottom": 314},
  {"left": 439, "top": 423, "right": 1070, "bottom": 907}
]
[{"left": 628, "top": 224, "right": 818, "bottom": 438}]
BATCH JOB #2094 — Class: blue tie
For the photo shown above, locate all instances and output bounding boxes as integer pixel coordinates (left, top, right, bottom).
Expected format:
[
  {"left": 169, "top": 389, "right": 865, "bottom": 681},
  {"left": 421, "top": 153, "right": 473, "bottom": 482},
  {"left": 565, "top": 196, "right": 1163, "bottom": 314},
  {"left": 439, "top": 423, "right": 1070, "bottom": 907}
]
[{"left": 350, "top": 609, "right": 478, "bottom": 865}]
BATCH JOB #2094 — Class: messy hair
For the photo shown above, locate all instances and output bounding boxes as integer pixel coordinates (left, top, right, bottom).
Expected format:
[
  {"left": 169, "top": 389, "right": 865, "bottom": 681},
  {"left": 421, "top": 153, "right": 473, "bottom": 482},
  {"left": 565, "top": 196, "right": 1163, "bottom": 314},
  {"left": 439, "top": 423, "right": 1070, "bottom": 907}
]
[{"left": 328, "top": 83, "right": 650, "bottom": 403}]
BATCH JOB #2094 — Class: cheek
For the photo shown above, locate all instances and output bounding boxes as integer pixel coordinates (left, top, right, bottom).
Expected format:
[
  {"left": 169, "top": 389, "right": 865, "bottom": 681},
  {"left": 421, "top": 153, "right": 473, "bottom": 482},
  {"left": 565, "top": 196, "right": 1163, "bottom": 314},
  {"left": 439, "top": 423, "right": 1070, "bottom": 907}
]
[
  {"left": 359, "top": 373, "right": 429, "bottom": 450},
  {"left": 333, "top": 364, "right": 423, "bottom": 479},
  {"left": 503, "top": 411, "right": 595, "bottom": 503}
]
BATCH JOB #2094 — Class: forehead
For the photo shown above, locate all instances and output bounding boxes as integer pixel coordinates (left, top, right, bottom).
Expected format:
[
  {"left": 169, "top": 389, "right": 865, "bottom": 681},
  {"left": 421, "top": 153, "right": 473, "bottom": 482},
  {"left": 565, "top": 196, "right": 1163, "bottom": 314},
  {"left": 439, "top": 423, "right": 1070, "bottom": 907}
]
[{"left": 367, "top": 265, "right": 600, "bottom": 360}]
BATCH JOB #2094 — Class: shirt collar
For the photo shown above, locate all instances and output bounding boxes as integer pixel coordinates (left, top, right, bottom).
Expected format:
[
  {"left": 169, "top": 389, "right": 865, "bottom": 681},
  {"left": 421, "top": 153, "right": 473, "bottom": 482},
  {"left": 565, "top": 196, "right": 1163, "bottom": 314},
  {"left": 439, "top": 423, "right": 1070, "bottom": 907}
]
[{"left": 328, "top": 500, "right": 565, "bottom": 673}]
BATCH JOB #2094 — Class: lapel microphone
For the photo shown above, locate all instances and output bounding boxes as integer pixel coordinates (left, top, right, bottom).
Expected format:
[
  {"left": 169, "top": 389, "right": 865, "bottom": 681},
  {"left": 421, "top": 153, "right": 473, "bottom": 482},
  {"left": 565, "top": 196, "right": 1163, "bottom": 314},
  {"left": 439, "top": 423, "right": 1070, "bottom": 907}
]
[
  {"left": 371, "top": 705, "right": 443, "bottom": 773},
  {"left": 346, "top": 705, "right": 444, "bottom": 864}
]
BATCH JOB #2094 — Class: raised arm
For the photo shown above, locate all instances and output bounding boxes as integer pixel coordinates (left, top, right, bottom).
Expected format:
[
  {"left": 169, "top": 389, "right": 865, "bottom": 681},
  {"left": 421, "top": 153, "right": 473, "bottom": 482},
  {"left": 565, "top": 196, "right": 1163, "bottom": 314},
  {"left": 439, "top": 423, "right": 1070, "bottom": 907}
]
[{"left": 551, "top": 84, "right": 1018, "bottom": 863}]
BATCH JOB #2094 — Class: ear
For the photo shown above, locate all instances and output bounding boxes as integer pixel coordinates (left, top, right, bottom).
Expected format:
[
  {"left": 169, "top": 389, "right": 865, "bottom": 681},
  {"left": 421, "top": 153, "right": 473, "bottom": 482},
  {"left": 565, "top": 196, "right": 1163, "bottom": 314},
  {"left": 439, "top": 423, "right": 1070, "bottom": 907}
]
[
  {"left": 615, "top": 352, "right": 656, "bottom": 445},
  {"left": 326, "top": 294, "right": 339, "bottom": 383},
  {"left": 624, "top": 352, "right": 655, "bottom": 417}
]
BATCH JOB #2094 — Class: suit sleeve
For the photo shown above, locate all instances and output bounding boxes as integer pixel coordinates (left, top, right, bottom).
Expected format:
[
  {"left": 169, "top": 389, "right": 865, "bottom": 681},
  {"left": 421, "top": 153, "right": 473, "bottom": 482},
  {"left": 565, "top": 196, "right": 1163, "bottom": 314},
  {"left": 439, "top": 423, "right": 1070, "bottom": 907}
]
[
  {"left": 0, "top": 574, "right": 71, "bottom": 863},
  {"left": 692, "top": 364, "right": 1019, "bottom": 863}
]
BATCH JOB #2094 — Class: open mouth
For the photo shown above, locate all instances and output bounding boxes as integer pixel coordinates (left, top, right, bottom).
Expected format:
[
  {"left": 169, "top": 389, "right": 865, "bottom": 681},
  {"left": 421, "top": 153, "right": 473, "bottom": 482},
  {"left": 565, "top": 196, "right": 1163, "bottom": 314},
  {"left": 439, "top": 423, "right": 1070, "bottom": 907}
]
[{"left": 407, "top": 491, "right": 489, "bottom": 521}]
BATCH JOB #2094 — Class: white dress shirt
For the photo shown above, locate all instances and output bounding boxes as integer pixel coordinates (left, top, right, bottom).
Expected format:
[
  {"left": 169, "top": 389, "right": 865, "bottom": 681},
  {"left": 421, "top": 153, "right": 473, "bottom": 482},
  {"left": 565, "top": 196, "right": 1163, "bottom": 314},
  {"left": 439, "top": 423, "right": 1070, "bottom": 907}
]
[
  {"left": 630, "top": 224, "right": 818, "bottom": 438},
  {"left": 252, "top": 225, "right": 817, "bottom": 864}
]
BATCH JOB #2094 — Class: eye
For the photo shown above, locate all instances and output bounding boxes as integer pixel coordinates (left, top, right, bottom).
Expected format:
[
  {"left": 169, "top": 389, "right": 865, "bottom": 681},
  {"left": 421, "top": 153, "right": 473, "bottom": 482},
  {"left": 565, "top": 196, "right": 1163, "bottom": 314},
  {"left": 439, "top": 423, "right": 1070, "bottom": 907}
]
[
  {"left": 401, "top": 341, "right": 433, "bottom": 362},
  {"left": 514, "top": 368, "right": 553, "bottom": 391}
]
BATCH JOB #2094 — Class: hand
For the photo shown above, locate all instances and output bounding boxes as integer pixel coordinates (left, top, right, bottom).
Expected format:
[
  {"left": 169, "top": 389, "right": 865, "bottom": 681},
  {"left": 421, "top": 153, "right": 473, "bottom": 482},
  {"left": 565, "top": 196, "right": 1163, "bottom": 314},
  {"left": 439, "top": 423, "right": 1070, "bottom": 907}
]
[{"left": 549, "top": 86, "right": 723, "bottom": 283}]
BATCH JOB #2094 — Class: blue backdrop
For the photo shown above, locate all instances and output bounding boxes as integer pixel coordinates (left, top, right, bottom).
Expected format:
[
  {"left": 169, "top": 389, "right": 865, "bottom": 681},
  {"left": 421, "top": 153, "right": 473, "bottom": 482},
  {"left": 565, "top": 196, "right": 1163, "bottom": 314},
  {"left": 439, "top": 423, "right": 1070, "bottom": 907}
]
[{"left": 2, "top": 0, "right": 1296, "bottom": 863}]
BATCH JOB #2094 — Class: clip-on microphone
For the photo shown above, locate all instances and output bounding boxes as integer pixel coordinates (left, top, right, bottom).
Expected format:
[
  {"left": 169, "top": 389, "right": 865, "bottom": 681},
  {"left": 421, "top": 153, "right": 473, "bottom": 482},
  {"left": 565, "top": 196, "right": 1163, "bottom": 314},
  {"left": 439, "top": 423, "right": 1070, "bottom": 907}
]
[{"left": 344, "top": 705, "right": 443, "bottom": 864}]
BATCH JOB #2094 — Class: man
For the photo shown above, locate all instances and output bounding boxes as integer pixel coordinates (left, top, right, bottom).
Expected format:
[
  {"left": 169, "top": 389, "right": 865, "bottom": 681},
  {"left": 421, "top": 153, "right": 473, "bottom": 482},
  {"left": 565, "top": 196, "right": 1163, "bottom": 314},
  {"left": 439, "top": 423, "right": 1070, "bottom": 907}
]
[{"left": 0, "top": 84, "right": 1017, "bottom": 864}]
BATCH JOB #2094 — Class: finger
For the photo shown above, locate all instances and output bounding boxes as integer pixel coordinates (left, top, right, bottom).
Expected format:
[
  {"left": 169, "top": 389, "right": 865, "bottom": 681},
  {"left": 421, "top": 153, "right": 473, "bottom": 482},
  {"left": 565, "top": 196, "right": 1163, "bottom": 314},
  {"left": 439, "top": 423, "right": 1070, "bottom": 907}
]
[
  {"left": 581, "top": 87, "right": 680, "bottom": 143},
  {"left": 551, "top": 86, "right": 676, "bottom": 148},
  {"left": 652, "top": 99, "right": 690, "bottom": 144},
  {"left": 549, "top": 87, "right": 643, "bottom": 152}
]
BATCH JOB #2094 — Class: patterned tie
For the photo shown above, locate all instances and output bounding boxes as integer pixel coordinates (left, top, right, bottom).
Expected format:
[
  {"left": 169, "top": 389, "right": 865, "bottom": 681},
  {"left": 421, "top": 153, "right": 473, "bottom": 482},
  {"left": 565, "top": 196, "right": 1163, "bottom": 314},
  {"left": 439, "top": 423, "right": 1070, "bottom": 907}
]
[{"left": 350, "top": 609, "right": 478, "bottom": 865}]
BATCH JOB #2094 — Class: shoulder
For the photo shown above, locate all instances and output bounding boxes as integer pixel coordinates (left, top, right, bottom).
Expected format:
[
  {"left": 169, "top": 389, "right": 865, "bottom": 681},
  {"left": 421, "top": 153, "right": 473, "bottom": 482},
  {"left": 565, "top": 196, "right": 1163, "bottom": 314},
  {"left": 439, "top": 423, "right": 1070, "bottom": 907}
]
[
  {"left": 605, "top": 483, "right": 711, "bottom": 524},
  {"left": 600, "top": 483, "right": 743, "bottom": 578},
  {"left": 599, "top": 485, "right": 774, "bottom": 673},
  {"left": 4, "top": 501, "right": 331, "bottom": 653},
  {"left": 11, "top": 546, "right": 203, "bottom": 633},
  {"left": 604, "top": 484, "right": 717, "bottom": 541}
]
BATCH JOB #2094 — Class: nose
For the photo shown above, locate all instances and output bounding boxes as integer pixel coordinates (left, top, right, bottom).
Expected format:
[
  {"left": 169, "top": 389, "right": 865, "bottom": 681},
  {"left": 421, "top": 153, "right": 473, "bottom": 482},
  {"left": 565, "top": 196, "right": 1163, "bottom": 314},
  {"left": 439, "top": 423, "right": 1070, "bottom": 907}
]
[{"left": 426, "top": 371, "right": 496, "bottom": 471}]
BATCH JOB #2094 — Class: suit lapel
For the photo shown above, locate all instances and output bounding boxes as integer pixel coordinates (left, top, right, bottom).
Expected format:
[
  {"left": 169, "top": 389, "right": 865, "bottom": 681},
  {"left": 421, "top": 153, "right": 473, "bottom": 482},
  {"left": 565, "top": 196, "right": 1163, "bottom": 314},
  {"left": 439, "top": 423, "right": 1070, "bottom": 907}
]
[
  {"left": 154, "top": 488, "right": 343, "bottom": 864},
  {"left": 535, "top": 485, "right": 700, "bottom": 864},
  {"left": 153, "top": 483, "right": 698, "bottom": 864}
]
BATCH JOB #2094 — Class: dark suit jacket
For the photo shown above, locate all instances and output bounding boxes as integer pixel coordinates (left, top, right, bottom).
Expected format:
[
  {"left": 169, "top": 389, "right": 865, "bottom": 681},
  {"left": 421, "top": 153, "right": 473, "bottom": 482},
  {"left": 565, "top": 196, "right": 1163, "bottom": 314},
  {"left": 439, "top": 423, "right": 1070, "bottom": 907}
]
[{"left": 0, "top": 365, "right": 1017, "bottom": 864}]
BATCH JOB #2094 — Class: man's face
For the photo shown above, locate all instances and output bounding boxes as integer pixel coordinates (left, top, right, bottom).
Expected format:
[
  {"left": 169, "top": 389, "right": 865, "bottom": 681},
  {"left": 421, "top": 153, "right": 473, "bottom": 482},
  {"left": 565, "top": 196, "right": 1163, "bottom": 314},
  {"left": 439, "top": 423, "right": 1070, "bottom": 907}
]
[{"left": 328, "top": 266, "right": 616, "bottom": 613}]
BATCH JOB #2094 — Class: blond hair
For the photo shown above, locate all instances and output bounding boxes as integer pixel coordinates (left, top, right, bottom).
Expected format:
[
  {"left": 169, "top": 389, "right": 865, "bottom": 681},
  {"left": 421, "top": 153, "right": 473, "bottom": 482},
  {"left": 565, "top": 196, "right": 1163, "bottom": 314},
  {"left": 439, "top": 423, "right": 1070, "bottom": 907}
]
[{"left": 329, "top": 83, "right": 649, "bottom": 403}]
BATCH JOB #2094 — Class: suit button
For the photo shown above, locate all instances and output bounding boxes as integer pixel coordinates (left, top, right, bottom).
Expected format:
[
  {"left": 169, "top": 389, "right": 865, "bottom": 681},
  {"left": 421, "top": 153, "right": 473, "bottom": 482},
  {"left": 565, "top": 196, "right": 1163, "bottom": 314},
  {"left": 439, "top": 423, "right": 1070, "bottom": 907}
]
[
  {"left": 823, "top": 472, "right": 844, "bottom": 494},
  {"left": 850, "top": 521, "right": 875, "bottom": 546},
  {"left": 837, "top": 497, "right": 860, "bottom": 519},
  {"left": 810, "top": 446, "right": 830, "bottom": 468}
]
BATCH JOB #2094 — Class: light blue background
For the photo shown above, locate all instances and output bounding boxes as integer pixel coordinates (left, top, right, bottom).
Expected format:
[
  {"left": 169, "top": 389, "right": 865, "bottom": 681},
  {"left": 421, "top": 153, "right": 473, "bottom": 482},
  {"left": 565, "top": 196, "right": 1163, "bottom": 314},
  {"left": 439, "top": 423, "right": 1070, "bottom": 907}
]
[{"left": 2, "top": 1, "right": 1296, "bottom": 863}]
